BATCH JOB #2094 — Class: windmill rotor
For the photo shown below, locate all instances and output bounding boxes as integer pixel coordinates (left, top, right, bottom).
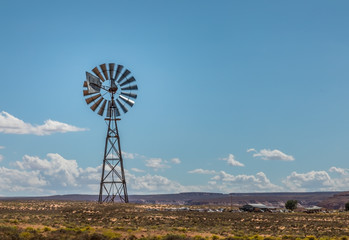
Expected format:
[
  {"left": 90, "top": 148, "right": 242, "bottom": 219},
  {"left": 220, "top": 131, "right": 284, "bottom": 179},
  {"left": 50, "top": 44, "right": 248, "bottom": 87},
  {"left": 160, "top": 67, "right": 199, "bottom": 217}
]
[{"left": 83, "top": 63, "right": 138, "bottom": 117}]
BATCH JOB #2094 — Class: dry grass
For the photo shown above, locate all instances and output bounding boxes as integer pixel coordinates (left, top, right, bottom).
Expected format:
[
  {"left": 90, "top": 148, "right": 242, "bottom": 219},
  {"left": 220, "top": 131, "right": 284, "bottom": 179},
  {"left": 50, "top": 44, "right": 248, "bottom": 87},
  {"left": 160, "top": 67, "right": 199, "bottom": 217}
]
[{"left": 0, "top": 200, "right": 348, "bottom": 239}]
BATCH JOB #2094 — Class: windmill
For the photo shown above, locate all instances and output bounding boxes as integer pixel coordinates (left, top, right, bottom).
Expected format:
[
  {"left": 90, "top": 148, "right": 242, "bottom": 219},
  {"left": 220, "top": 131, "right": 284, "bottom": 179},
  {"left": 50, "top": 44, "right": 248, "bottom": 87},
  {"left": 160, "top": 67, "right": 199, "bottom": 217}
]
[{"left": 83, "top": 63, "right": 138, "bottom": 203}]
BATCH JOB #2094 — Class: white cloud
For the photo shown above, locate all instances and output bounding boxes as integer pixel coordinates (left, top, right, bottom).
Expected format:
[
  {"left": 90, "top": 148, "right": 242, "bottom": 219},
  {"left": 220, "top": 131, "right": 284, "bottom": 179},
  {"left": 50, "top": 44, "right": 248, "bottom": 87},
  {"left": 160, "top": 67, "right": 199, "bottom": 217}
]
[
  {"left": 0, "top": 146, "right": 5, "bottom": 149},
  {"left": 283, "top": 171, "right": 332, "bottom": 191},
  {"left": 247, "top": 148, "right": 256, "bottom": 153},
  {"left": 188, "top": 168, "right": 216, "bottom": 174},
  {"left": 145, "top": 158, "right": 169, "bottom": 171},
  {"left": 0, "top": 153, "right": 197, "bottom": 195},
  {"left": 210, "top": 171, "right": 282, "bottom": 192},
  {"left": 282, "top": 168, "right": 349, "bottom": 192},
  {"left": 131, "top": 168, "right": 145, "bottom": 173},
  {"left": 127, "top": 173, "right": 201, "bottom": 194},
  {"left": 0, "top": 111, "right": 87, "bottom": 135},
  {"left": 329, "top": 167, "right": 348, "bottom": 175},
  {"left": 0, "top": 167, "right": 48, "bottom": 193},
  {"left": 16, "top": 154, "right": 80, "bottom": 187},
  {"left": 222, "top": 154, "right": 244, "bottom": 167},
  {"left": 0, "top": 155, "right": 3, "bottom": 162},
  {"left": 0, "top": 153, "right": 103, "bottom": 195},
  {"left": 171, "top": 158, "right": 181, "bottom": 164},
  {"left": 251, "top": 149, "right": 294, "bottom": 161}
]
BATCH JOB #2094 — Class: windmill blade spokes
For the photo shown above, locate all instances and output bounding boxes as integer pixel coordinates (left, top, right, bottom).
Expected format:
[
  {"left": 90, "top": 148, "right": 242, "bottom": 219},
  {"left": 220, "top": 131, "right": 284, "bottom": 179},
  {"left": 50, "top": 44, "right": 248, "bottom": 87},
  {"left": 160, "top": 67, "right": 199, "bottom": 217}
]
[
  {"left": 92, "top": 67, "right": 105, "bottom": 82},
  {"left": 100, "top": 63, "right": 109, "bottom": 80},
  {"left": 121, "top": 85, "right": 138, "bottom": 91},
  {"left": 109, "top": 63, "right": 115, "bottom": 80},
  {"left": 85, "top": 94, "right": 101, "bottom": 104},
  {"left": 83, "top": 90, "right": 95, "bottom": 96},
  {"left": 120, "top": 76, "right": 136, "bottom": 87},
  {"left": 90, "top": 97, "right": 103, "bottom": 111},
  {"left": 121, "top": 92, "right": 137, "bottom": 99},
  {"left": 114, "top": 65, "right": 123, "bottom": 82},
  {"left": 116, "top": 99, "right": 128, "bottom": 113},
  {"left": 98, "top": 100, "right": 107, "bottom": 116},
  {"left": 119, "top": 95, "right": 135, "bottom": 107},
  {"left": 117, "top": 69, "right": 131, "bottom": 83}
]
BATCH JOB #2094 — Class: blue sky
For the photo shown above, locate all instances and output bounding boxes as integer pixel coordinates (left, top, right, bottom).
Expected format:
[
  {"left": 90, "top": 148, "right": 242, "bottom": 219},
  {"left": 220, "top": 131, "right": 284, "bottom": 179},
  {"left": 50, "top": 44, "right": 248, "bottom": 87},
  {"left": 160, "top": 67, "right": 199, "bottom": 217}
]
[{"left": 0, "top": 0, "right": 349, "bottom": 196}]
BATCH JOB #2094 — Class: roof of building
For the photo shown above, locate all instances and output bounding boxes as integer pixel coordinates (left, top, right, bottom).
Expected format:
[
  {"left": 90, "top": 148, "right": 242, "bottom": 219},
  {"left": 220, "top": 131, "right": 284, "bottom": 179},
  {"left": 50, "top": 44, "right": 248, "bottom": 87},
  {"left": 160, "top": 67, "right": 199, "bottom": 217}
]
[
  {"left": 243, "top": 203, "right": 275, "bottom": 209},
  {"left": 305, "top": 206, "right": 322, "bottom": 210}
]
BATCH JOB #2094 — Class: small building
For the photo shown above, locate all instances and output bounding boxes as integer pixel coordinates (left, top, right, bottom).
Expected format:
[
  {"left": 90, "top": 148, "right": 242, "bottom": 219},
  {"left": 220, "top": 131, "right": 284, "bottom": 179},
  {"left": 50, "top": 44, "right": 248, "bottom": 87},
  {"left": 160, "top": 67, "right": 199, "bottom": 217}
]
[
  {"left": 240, "top": 203, "right": 276, "bottom": 212},
  {"left": 304, "top": 206, "right": 323, "bottom": 213}
]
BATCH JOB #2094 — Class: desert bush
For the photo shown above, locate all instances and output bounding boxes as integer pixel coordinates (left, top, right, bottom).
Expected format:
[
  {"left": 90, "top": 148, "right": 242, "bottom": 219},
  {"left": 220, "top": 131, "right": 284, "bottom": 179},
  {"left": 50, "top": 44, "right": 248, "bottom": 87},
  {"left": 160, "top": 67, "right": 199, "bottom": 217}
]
[
  {"left": 43, "top": 226, "right": 51, "bottom": 232},
  {"left": 305, "top": 236, "right": 317, "bottom": 240},
  {"left": 285, "top": 200, "right": 298, "bottom": 211},
  {"left": 162, "top": 234, "right": 190, "bottom": 240},
  {"left": 90, "top": 232, "right": 108, "bottom": 240}
]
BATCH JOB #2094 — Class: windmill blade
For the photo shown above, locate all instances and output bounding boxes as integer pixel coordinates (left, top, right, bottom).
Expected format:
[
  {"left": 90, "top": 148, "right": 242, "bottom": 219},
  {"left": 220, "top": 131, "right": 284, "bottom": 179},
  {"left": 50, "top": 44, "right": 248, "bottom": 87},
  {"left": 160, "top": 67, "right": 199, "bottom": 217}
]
[
  {"left": 100, "top": 63, "right": 109, "bottom": 80},
  {"left": 116, "top": 99, "right": 128, "bottom": 113},
  {"left": 121, "top": 91, "right": 137, "bottom": 99},
  {"left": 120, "top": 76, "right": 136, "bottom": 87},
  {"left": 114, "top": 65, "right": 123, "bottom": 81},
  {"left": 113, "top": 100, "right": 121, "bottom": 116},
  {"left": 109, "top": 63, "right": 115, "bottom": 80},
  {"left": 92, "top": 67, "right": 105, "bottom": 82},
  {"left": 83, "top": 90, "right": 95, "bottom": 96},
  {"left": 98, "top": 100, "right": 107, "bottom": 116},
  {"left": 117, "top": 69, "right": 131, "bottom": 83},
  {"left": 86, "top": 72, "right": 101, "bottom": 94},
  {"left": 90, "top": 97, "right": 103, "bottom": 111},
  {"left": 85, "top": 94, "right": 101, "bottom": 104},
  {"left": 119, "top": 95, "right": 135, "bottom": 107},
  {"left": 106, "top": 100, "right": 111, "bottom": 118},
  {"left": 121, "top": 85, "right": 138, "bottom": 91}
]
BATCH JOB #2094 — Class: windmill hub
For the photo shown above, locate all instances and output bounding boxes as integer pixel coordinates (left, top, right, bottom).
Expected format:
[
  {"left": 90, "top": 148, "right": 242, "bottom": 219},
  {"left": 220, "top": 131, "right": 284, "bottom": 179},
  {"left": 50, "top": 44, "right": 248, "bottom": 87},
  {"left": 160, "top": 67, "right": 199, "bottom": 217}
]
[
  {"left": 83, "top": 62, "right": 138, "bottom": 203},
  {"left": 109, "top": 85, "right": 118, "bottom": 93}
]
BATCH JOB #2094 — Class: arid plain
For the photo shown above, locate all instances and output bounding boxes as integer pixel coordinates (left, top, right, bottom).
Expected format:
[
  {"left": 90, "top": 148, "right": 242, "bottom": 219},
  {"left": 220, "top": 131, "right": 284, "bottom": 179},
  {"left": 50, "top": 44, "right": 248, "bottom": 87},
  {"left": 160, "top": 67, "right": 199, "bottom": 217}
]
[{"left": 1, "top": 200, "right": 349, "bottom": 240}]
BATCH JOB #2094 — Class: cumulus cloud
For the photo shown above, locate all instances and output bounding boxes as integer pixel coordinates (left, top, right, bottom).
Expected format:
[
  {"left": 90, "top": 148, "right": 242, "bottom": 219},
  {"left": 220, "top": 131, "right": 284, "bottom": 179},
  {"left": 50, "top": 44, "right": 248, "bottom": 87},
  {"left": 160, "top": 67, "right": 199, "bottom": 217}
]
[
  {"left": 188, "top": 169, "right": 216, "bottom": 174},
  {"left": 210, "top": 171, "right": 282, "bottom": 192},
  {"left": 171, "top": 158, "right": 181, "bottom": 164},
  {"left": 329, "top": 167, "right": 348, "bottom": 175},
  {"left": 282, "top": 168, "right": 349, "bottom": 192},
  {"left": 145, "top": 158, "right": 169, "bottom": 171},
  {"left": 0, "top": 153, "right": 104, "bottom": 195},
  {"left": 222, "top": 154, "right": 244, "bottom": 167},
  {"left": 131, "top": 168, "right": 145, "bottom": 173},
  {"left": 122, "top": 151, "right": 145, "bottom": 160},
  {"left": 0, "top": 111, "right": 87, "bottom": 135},
  {"left": 251, "top": 149, "right": 294, "bottom": 161},
  {"left": 283, "top": 171, "right": 332, "bottom": 191},
  {"left": 0, "top": 146, "right": 5, "bottom": 149},
  {"left": 15, "top": 154, "right": 81, "bottom": 187}
]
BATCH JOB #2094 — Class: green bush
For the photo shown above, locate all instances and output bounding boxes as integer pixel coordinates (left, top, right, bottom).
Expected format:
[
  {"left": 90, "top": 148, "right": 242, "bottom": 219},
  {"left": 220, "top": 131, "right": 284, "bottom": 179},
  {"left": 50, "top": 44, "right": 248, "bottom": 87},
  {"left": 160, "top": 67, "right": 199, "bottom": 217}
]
[{"left": 285, "top": 200, "right": 298, "bottom": 211}]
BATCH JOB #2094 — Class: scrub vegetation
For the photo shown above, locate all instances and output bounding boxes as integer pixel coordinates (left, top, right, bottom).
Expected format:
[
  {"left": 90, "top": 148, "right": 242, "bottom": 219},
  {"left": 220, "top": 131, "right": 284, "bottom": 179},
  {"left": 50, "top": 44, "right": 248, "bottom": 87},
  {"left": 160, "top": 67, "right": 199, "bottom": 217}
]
[{"left": 0, "top": 200, "right": 349, "bottom": 240}]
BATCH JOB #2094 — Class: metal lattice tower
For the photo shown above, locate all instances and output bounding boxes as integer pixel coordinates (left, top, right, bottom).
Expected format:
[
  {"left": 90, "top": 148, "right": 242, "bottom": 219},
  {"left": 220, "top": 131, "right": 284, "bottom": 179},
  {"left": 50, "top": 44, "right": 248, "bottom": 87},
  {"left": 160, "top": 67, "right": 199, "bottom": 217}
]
[
  {"left": 99, "top": 95, "right": 128, "bottom": 203},
  {"left": 82, "top": 63, "right": 138, "bottom": 203}
]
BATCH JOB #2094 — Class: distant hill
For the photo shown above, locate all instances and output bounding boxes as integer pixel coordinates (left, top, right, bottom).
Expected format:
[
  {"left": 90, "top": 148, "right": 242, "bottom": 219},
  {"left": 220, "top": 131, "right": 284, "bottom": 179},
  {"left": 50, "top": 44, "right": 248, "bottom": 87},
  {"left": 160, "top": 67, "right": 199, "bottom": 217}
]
[
  {"left": 0, "top": 191, "right": 345, "bottom": 209},
  {"left": 318, "top": 191, "right": 349, "bottom": 209}
]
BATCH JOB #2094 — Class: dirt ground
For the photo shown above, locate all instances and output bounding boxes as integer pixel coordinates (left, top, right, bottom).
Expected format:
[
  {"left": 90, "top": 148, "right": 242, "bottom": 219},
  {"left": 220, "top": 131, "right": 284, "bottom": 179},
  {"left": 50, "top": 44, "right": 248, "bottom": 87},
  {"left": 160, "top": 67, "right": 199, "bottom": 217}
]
[{"left": 0, "top": 200, "right": 348, "bottom": 239}]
